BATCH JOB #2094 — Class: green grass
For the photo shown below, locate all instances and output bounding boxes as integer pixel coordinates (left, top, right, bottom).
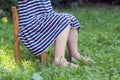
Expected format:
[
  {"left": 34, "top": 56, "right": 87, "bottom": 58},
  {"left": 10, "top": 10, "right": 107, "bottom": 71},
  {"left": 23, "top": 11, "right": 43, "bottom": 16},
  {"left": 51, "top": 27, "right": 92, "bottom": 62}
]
[{"left": 0, "top": 7, "right": 120, "bottom": 80}]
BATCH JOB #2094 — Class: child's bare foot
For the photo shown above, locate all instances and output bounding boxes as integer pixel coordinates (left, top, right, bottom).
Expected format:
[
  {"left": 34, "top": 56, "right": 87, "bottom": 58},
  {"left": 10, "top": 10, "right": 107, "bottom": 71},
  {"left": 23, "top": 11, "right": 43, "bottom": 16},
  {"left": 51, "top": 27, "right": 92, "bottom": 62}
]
[
  {"left": 68, "top": 53, "right": 93, "bottom": 62},
  {"left": 53, "top": 58, "right": 79, "bottom": 67}
]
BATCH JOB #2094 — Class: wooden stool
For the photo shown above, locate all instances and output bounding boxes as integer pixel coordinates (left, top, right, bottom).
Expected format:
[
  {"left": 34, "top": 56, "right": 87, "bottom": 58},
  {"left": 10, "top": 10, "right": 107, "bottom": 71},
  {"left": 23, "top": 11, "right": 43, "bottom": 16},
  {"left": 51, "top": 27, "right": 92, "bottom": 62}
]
[{"left": 11, "top": 6, "right": 46, "bottom": 63}]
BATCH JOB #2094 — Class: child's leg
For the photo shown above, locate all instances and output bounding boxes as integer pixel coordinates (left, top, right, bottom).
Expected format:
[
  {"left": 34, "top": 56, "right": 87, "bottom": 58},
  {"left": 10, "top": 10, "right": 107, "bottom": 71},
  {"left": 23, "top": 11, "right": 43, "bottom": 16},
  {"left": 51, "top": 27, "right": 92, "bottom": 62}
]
[
  {"left": 67, "top": 28, "right": 92, "bottom": 62},
  {"left": 54, "top": 24, "right": 70, "bottom": 60},
  {"left": 53, "top": 24, "right": 79, "bottom": 67},
  {"left": 67, "top": 28, "right": 78, "bottom": 55}
]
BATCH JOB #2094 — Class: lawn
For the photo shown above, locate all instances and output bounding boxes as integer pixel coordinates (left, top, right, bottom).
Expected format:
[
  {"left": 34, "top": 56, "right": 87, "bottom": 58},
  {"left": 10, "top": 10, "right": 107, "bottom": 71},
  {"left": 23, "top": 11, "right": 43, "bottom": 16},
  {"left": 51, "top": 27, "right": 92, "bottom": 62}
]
[{"left": 0, "top": 7, "right": 120, "bottom": 80}]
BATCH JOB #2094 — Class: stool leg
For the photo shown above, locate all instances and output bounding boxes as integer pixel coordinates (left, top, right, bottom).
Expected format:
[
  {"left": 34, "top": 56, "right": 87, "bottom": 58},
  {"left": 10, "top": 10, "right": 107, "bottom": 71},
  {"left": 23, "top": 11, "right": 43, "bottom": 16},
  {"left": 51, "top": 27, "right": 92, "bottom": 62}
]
[
  {"left": 14, "top": 35, "right": 20, "bottom": 62},
  {"left": 41, "top": 52, "right": 46, "bottom": 63},
  {"left": 14, "top": 12, "right": 20, "bottom": 62},
  {"left": 12, "top": 6, "right": 20, "bottom": 62}
]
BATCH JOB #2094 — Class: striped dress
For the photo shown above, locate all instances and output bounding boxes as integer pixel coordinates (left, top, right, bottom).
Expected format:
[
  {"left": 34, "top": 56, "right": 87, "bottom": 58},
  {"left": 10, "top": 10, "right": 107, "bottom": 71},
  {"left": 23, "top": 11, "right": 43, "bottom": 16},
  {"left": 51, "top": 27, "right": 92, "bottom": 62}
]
[{"left": 18, "top": 0, "right": 80, "bottom": 56}]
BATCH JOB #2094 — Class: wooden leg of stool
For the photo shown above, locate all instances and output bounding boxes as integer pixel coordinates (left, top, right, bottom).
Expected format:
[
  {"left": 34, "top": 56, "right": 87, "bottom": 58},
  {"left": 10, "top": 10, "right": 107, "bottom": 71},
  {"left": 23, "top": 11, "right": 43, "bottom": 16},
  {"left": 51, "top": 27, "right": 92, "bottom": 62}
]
[
  {"left": 14, "top": 38, "right": 20, "bottom": 62},
  {"left": 41, "top": 52, "right": 46, "bottom": 63},
  {"left": 14, "top": 22, "right": 20, "bottom": 62},
  {"left": 12, "top": 6, "right": 20, "bottom": 62}
]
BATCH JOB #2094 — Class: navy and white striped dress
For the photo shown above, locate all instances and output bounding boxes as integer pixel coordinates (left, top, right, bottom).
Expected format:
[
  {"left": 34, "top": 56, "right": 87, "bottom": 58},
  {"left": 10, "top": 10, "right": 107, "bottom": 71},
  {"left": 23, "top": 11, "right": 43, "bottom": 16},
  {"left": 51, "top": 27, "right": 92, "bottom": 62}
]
[{"left": 18, "top": 0, "right": 80, "bottom": 56}]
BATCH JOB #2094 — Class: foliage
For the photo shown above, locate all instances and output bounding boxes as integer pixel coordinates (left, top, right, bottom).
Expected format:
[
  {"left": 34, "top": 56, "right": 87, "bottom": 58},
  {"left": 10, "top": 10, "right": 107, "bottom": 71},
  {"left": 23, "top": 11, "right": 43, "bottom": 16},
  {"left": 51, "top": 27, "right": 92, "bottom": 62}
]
[
  {"left": 51, "top": 0, "right": 87, "bottom": 7},
  {"left": 51, "top": 0, "right": 120, "bottom": 7},
  {"left": 0, "top": 0, "right": 120, "bottom": 17},
  {"left": 0, "top": 0, "right": 17, "bottom": 17},
  {"left": 113, "top": 0, "right": 120, "bottom": 4},
  {"left": 0, "top": 7, "right": 120, "bottom": 80}
]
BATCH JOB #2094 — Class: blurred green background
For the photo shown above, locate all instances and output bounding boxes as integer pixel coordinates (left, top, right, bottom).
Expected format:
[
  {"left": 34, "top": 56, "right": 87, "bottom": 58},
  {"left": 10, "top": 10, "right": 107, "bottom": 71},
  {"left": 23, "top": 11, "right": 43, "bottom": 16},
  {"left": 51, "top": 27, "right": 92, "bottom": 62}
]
[{"left": 0, "top": 0, "right": 120, "bottom": 17}]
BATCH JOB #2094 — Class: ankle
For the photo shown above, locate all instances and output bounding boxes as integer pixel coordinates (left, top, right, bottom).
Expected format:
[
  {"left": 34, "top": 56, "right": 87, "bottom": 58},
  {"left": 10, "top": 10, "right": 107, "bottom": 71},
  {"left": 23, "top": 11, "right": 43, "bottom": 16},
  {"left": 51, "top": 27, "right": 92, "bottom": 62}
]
[
  {"left": 70, "top": 52, "right": 79, "bottom": 56},
  {"left": 54, "top": 56, "right": 65, "bottom": 62},
  {"left": 53, "top": 58, "right": 67, "bottom": 66}
]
